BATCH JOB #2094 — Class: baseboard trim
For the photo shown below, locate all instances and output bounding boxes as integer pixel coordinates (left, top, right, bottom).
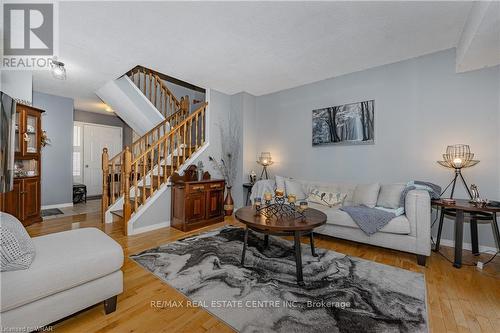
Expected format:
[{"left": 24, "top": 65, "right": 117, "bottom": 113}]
[
  {"left": 41, "top": 202, "right": 73, "bottom": 210},
  {"left": 438, "top": 238, "right": 498, "bottom": 254},
  {"left": 129, "top": 221, "right": 170, "bottom": 235}
]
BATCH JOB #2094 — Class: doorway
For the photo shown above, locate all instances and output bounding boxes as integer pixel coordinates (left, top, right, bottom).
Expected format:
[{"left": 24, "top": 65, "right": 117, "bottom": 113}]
[{"left": 73, "top": 122, "right": 122, "bottom": 196}]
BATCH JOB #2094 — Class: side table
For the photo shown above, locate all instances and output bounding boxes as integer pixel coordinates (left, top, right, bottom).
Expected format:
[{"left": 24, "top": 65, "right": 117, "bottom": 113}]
[{"left": 432, "top": 199, "right": 500, "bottom": 268}]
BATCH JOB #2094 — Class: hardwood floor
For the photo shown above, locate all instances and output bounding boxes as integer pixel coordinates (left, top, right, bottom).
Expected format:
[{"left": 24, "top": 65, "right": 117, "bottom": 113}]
[{"left": 26, "top": 211, "right": 500, "bottom": 333}]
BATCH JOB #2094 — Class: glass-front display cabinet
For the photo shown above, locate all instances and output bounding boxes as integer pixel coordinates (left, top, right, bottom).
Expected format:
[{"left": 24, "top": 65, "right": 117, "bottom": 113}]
[
  {"left": 0, "top": 104, "right": 44, "bottom": 226},
  {"left": 15, "top": 106, "right": 41, "bottom": 157}
]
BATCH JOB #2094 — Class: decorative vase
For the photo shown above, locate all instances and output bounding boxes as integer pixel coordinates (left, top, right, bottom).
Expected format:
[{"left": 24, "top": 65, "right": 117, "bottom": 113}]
[{"left": 224, "top": 186, "right": 234, "bottom": 216}]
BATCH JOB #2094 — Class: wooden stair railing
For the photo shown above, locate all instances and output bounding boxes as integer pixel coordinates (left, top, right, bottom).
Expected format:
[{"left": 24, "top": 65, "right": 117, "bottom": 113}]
[
  {"left": 102, "top": 107, "right": 186, "bottom": 215},
  {"left": 130, "top": 107, "right": 190, "bottom": 157},
  {"left": 129, "top": 67, "right": 191, "bottom": 120},
  {"left": 102, "top": 102, "right": 207, "bottom": 234}
]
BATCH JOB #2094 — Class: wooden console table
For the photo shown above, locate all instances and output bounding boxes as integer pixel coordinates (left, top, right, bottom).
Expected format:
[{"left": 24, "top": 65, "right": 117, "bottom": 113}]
[{"left": 432, "top": 199, "right": 500, "bottom": 268}]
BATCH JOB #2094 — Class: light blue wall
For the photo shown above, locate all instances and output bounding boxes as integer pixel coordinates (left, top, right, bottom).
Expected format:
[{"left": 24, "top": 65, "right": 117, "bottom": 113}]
[
  {"left": 32, "top": 91, "right": 74, "bottom": 206},
  {"left": 161, "top": 80, "right": 206, "bottom": 112},
  {"left": 254, "top": 49, "right": 500, "bottom": 248}
]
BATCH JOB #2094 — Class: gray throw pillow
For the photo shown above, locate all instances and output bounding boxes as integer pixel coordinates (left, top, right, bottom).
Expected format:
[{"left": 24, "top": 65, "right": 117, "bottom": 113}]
[
  {"left": 377, "top": 183, "right": 406, "bottom": 209},
  {"left": 1, "top": 212, "right": 36, "bottom": 272}
]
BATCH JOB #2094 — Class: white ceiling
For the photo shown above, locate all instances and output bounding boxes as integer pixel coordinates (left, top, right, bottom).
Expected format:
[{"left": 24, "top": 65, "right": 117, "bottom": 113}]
[{"left": 32, "top": 1, "right": 481, "bottom": 113}]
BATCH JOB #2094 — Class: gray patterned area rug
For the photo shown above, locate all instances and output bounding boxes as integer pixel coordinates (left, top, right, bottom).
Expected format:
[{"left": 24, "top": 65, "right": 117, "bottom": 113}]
[{"left": 131, "top": 227, "right": 428, "bottom": 333}]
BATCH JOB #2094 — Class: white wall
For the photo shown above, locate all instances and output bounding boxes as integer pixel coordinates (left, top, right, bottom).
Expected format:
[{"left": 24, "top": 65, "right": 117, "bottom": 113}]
[
  {"left": 1, "top": 71, "right": 32, "bottom": 104},
  {"left": 255, "top": 49, "right": 500, "bottom": 248}
]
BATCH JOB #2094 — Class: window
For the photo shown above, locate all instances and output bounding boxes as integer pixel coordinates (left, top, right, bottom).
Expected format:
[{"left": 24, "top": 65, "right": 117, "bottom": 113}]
[
  {"left": 73, "top": 152, "right": 81, "bottom": 176},
  {"left": 73, "top": 124, "right": 83, "bottom": 183}
]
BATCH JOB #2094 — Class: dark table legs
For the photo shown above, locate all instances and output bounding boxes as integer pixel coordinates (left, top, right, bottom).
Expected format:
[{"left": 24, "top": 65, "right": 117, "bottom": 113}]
[
  {"left": 294, "top": 231, "right": 304, "bottom": 286},
  {"left": 434, "top": 208, "right": 445, "bottom": 252},
  {"left": 492, "top": 213, "right": 500, "bottom": 251},
  {"left": 240, "top": 228, "right": 318, "bottom": 286},
  {"left": 241, "top": 227, "right": 249, "bottom": 266},
  {"left": 470, "top": 214, "right": 479, "bottom": 256},
  {"left": 309, "top": 232, "right": 318, "bottom": 257},
  {"left": 453, "top": 209, "right": 464, "bottom": 268}
]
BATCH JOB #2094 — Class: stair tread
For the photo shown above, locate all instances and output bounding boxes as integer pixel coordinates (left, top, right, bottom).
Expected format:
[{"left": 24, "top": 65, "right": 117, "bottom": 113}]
[{"left": 111, "top": 210, "right": 123, "bottom": 218}]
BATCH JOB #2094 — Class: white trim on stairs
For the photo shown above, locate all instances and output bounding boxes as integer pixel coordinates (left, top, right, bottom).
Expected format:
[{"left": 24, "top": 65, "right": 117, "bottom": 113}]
[
  {"left": 129, "top": 221, "right": 170, "bottom": 235},
  {"left": 127, "top": 142, "right": 210, "bottom": 235}
]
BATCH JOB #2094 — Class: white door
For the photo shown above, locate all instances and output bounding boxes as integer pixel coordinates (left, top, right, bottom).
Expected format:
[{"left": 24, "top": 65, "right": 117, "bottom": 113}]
[{"left": 81, "top": 123, "right": 122, "bottom": 196}]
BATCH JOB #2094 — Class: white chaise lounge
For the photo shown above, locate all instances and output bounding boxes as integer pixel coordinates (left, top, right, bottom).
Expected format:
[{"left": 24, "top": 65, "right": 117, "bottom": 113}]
[{"left": 0, "top": 223, "right": 124, "bottom": 330}]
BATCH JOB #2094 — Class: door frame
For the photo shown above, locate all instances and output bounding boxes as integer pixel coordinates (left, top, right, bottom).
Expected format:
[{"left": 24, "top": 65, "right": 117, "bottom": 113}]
[{"left": 74, "top": 121, "right": 123, "bottom": 191}]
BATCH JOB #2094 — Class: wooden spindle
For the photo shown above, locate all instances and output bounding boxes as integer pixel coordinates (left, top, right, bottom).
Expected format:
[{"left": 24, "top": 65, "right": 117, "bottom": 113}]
[
  {"left": 101, "top": 148, "right": 109, "bottom": 222},
  {"left": 189, "top": 118, "right": 192, "bottom": 154},
  {"left": 157, "top": 144, "right": 161, "bottom": 189},
  {"left": 201, "top": 107, "right": 205, "bottom": 144},
  {"left": 170, "top": 134, "right": 174, "bottom": 175},
  {"left": 142, "top": 68, "right": 146, "bottom": 94},
  {"left": 163, "top": 137, "right": 168, "bottom": 181},
  {"left": 122, "top": 146, "right": 132, "bottom": 233},
  {"left": 149, "top": 149, "right": 154, "bottom": 195},
  {"left": 183, "top": 123, "right": 187, "bottom": 163},
  {"left": 195, "top": 113, "right": 199, "bottom": 148},
  {"left": 153, "top": 77, "right": 157, "bottom": 108},
  {"left": 134, "top": 161, "right": 138, "bottom": 212},
  {"left": 142, "top": 155, "right": 146, "bottom": 204},
  {"left": 111, "top": 161, "right": 116, "bottom": 203}
]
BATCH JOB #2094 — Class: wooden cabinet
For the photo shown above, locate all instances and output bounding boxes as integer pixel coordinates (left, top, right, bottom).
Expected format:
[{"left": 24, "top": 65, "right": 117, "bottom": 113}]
[
  {"left": 0, "top": 104, "right": 43, "bottom": 226},
  {"left": 171, "top": 179, "right": 225, "bottom": 232}
]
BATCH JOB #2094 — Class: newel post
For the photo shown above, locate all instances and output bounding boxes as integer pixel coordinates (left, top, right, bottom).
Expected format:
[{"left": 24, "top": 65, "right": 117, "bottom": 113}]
[
  {"left": 180, "top": 95, "right": 190, "bottom": 116},
  {"left": 122, "top": 146, "right": 132, "bottom": 234},
  {"left": 101, "top": 148, "right": 109, "bottom": 222}
]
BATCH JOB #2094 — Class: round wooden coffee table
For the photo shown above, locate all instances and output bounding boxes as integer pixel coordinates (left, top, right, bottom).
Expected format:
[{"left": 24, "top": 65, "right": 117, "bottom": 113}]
[{"left": 235, "top": 206, "right": 327, "bottom": 285}]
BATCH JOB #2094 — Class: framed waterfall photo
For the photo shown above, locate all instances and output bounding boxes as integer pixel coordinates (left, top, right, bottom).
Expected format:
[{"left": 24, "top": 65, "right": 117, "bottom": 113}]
[{"left": 312, "top": 100, "right": 374, "bottom": 146}]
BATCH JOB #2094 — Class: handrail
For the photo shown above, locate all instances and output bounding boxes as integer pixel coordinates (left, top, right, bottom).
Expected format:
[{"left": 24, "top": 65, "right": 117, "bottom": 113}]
[
  {"left": 128, "top": 106, "right": 188, "bottom": 158},
  {"left": 128, "top": 66, "right": 183, "bottom": 119},
  {"left": 132, "top": 102, "right": 207, "bottom": 164}
]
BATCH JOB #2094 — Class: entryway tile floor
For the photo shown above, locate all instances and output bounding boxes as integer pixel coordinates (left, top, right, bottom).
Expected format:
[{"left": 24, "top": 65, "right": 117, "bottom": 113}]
[{"left": 42, "top": 198, "right": 101, "bottom": 220}]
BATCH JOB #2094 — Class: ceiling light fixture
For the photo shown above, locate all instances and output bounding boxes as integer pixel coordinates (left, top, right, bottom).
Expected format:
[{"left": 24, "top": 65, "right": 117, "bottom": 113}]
[
  {"left": 105, "top": 106, "right": 113, "bottom": 112},
  {"left": 50, "top": 57, "right": 66, "bottom": 80}
]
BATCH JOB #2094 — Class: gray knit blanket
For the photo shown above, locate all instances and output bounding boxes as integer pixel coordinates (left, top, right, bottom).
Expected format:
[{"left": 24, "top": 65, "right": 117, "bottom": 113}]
[{"left": 340, "top": 206, "right": 396, "bottom": 235}]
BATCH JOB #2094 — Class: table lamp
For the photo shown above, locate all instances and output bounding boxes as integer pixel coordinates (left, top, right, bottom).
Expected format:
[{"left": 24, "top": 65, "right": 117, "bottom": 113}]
[
  {"left": 257, "top": 152, "right": 273, "bottom": 180},
  {"left": 437, "top": 144, "right": 479, "bottom": 199}
]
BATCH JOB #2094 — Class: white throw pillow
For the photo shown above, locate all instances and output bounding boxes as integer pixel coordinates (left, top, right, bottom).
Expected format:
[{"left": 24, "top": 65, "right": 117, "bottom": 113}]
[
  {"left": 376, "top": 183, "right": 406, "bottom": 209},
  {"left": 275, "top": 175, "right": 290, "bottom": 193},
  {"left": 284, "top": 179, "right": 307, "bottom": 201},
  {"left": 308, "top": 188, "right": 347, "bottom": 207},
  {"left": 353, "top": 183, "right": 380, "bottom": 208},
  {"left": 0, "top": 212, "right": 36, "bottom": 272}
]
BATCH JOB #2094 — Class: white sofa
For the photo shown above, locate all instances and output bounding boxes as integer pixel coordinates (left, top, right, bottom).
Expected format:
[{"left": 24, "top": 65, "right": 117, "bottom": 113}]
[
  {"left": 250, "top": 179, "right": 431, "bottom": 265},
  {"left": 0, "top": 227, "right": 124, "bottom": 330}
]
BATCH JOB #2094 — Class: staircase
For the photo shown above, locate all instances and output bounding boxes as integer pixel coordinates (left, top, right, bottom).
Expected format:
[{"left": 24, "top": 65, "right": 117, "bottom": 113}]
[{"left": 100, "top": 66, "right": 207, "bottom": 235}]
